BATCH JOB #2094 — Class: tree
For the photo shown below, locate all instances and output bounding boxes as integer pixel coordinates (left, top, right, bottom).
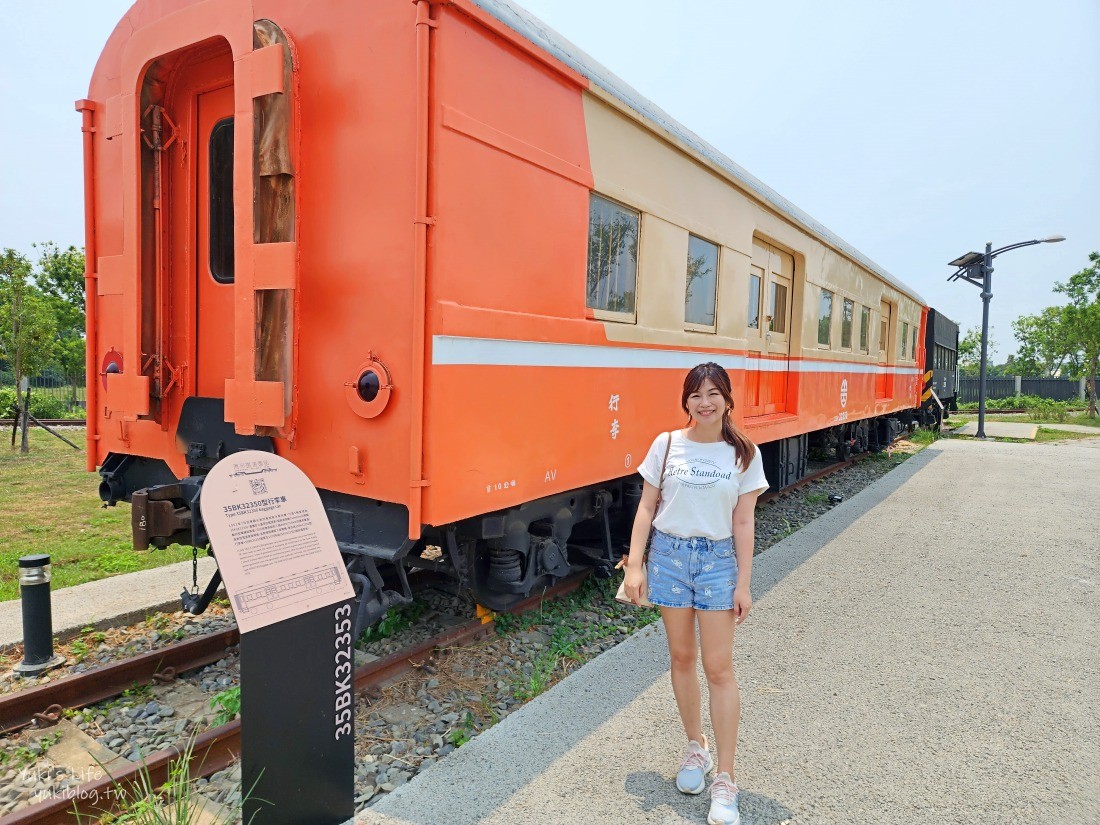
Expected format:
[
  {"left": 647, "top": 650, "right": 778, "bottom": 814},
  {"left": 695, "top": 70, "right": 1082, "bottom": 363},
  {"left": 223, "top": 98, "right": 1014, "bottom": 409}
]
[
  {"left": 34, "top": 242, "right": 86, "bottom": 407},
  {"left": 957, "top": 326, "right": 998, "bottom": 376},
  {"left": 1011, "top": 306, "right": 1081, "bottom": 378},
  {"left": 34, "top": 242, "right": 85, "bottom": 330},
  {"left": 0, "top": 249, "right": 58, "bottom": 451},
  {"left": 1054, "top": 251, "right": 1100, "bottom": 416}
]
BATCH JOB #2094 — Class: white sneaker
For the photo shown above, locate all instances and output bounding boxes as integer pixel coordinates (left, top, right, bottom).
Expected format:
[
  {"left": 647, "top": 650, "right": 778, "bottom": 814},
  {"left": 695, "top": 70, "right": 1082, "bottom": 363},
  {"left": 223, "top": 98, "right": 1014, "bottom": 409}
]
[
  {"left": 675, "top": 738, "right": 713, "bottom": 794},
  {"left": 708, "top": 771, "right": 740, "bottom": 825}
]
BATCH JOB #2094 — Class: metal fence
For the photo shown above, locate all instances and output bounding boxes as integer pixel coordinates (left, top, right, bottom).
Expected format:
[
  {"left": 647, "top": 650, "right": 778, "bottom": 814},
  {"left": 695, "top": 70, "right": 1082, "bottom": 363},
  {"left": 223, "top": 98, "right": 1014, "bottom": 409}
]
[
  {"left": 958, "top": 376, "right": 1097, "bottom": 404},
  {"left": 0, "top": 370, "right": 87, "bottom": 415}
]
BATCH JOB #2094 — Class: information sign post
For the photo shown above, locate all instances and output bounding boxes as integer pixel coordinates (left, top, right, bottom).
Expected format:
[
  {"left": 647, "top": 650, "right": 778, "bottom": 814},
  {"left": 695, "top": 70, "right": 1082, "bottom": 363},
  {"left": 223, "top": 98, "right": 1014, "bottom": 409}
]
[{"left": 201, "top": 451, "right": 356, "bottom": 825}]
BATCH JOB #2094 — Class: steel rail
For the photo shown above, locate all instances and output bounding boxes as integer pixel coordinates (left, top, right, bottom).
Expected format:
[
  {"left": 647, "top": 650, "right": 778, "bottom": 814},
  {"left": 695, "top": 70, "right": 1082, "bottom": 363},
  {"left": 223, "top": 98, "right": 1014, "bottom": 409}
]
[
  {"left": 1, "top": 722, "right": 241, "bottom": 825},
  {"left": 758, "top": 460, "right": 849, "bottom": 505},
  {"left": 0, "top": 420, "right": 87, "bottom": 428},
  {"left": 0, "top": 629, "right": 241, "bottom": 735},
  {"left": 4, "top": 572, "right": 590, "bottom": 823}
]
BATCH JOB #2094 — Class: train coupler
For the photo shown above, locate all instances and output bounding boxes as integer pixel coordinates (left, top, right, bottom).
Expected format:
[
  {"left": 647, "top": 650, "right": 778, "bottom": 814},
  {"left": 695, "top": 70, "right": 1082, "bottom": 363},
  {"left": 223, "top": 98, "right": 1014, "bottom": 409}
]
[
  {"left": 181, "top": 568, "right": 223, "bottom": 615},
  {"left": 130, "top": 477, "right": 207, "bottom": 552}
]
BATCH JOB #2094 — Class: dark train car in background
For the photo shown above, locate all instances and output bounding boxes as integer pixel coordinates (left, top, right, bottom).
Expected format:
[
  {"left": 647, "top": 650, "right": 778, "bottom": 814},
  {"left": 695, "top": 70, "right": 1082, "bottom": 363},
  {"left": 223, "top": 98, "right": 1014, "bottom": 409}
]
[{"left": 921, "top": 309, "right": 959, "bottom": 423}]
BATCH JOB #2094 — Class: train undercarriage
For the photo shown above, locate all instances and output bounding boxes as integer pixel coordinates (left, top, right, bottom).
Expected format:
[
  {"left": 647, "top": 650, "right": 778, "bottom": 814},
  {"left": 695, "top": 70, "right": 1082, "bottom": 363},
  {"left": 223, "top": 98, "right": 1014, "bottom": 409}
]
[{"left": 101, "top": 404, "right": 939, "bottom": 639}]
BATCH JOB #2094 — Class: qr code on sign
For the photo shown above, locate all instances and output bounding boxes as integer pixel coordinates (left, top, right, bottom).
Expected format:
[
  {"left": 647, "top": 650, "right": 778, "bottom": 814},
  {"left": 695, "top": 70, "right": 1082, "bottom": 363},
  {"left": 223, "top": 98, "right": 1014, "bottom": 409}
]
[{"left": 249, "top": 478, "right": 268, "bottom": 495}]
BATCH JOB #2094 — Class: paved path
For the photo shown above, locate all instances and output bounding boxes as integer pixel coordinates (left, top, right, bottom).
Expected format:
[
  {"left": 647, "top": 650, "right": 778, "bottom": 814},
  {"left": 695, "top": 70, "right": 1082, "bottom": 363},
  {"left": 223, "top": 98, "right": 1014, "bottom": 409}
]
[
  {"left": 362, "top": 438, "right": 1100, "bottom": 825},
  {"left": 955, "top": 421, "right": 1038, "bottom": 438}
]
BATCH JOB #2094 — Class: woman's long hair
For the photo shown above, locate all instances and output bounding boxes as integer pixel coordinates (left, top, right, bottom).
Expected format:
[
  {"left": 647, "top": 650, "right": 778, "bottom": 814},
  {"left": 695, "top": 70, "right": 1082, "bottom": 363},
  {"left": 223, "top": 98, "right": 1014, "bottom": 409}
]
[{"left": 681, "top": 362, "right": 756, "bottom": 470}]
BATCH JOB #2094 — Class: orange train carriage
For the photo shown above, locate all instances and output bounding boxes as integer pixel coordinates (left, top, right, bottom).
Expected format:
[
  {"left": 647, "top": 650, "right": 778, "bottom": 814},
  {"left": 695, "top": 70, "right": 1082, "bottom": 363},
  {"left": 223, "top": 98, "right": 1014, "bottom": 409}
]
[{"left": 81, "top": 0, "right": 946, "bottom": 632}]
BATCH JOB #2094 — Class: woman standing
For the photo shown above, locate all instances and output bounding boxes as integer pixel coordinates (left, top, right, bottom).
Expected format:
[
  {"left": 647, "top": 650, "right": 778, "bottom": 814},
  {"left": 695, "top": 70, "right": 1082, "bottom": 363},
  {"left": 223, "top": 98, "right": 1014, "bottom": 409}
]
[{"left": 623, "top": 362, "right": 769, "bottom": 825}]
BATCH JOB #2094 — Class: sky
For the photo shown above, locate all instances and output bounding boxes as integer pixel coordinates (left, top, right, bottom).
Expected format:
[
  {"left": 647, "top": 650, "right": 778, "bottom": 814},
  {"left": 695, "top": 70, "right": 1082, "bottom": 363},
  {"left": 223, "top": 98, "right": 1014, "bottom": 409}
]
[{"left": 1, "top": 1, "right": 1097, "bottom": 359}]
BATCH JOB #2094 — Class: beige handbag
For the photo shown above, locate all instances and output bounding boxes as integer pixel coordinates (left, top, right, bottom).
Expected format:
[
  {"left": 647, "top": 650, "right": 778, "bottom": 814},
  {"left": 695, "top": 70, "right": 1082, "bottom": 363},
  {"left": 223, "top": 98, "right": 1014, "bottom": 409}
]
[{"left": 615, "top": 432, "right": 672, "bottom": 607}]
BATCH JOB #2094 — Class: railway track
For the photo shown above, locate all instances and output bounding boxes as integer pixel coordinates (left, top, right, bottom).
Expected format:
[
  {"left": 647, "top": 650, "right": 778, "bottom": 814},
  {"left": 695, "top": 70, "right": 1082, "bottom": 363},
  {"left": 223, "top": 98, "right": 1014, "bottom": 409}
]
[
  {"left": 1, "top": 573, "right": 588, "bottom": 824},
  {"left": 2, "top": 449, "right": 905, "bottom": 821},
  {"left": 2, "top": 454, "right": 865, "bottom": 736},
  {"left": 0, "top": 420, "right": 87, "bottom": 428}
]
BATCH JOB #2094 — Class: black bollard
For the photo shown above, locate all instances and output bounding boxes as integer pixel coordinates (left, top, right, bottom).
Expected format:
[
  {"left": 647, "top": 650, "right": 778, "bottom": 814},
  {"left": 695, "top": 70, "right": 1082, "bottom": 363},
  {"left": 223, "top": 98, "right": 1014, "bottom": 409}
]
[{"left": 14, "top": 554, "right": 65, "bottom": 676}]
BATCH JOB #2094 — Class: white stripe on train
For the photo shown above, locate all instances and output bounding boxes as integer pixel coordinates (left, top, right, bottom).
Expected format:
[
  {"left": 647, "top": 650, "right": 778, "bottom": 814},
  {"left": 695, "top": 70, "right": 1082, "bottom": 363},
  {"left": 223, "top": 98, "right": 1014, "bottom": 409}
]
[{"left": 432, "top": 336, "right": 923, "bottom": 375}]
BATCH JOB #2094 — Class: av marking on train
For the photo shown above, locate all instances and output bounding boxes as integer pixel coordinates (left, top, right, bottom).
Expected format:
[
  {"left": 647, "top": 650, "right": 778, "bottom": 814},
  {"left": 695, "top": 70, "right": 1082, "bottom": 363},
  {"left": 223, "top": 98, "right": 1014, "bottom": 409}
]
[{"left": 545, "top": 469, "right": 557, "bottom": 482}]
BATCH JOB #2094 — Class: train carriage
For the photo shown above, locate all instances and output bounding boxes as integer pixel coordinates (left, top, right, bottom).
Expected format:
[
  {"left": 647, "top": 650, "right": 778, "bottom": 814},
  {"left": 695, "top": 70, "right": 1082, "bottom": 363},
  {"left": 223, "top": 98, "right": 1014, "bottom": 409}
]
[
  {"left": 921, "top": 309, "right": 960, "bottom": 421},
  {"left": 82, "top": 0, "right": 933, "bottom": 632}
]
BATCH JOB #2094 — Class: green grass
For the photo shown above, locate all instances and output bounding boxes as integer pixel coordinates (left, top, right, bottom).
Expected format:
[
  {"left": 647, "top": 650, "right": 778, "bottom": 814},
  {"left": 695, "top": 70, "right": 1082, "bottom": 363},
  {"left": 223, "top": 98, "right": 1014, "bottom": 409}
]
[
  {"left": 1034, "top": 427, "right": 1098, "bottom": 442},
  {"left": 906, "top": 428, "right": 939, "bottom": 445},
  {"left": 0, "top": 428, "right": 193, "bottom": 601}
]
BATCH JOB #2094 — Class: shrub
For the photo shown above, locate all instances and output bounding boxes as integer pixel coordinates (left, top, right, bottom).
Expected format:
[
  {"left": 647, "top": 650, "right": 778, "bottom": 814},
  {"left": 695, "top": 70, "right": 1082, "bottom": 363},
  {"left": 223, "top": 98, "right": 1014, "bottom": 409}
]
[
  {"left": 27, "top": 394, "right": 67, "bottom": 419},
  {"left": 961, "top": 394, "right": 1054, "bottom": 411},
  {"left": 1026, "top": 398, "right": 1069, "bottom": 423},
  {"left": 0, "top": 387, "right": 15, "bottom": 418}
]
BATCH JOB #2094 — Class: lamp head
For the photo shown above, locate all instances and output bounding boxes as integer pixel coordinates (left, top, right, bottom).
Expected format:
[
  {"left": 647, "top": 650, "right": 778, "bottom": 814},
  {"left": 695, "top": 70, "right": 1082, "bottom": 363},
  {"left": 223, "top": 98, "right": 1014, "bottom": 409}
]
[{"left": 1040, "top": 235, "right": 1065, "bottom": 243}]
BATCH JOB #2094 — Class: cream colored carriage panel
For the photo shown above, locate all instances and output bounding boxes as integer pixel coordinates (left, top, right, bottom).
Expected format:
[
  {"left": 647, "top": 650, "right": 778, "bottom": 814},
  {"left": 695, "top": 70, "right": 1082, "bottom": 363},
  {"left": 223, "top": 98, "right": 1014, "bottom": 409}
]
[
  {"left": 636, "top": 215, "right": 689, "bottom": 334},
  {"left": 583, "top": 93, "right": 913, "bottom": 358},
  {"left": 715, "top": 247, "right": 748, "bottom": 340},
  {"left": 583, "top": 96, "right": 756, "bottom": 260}
]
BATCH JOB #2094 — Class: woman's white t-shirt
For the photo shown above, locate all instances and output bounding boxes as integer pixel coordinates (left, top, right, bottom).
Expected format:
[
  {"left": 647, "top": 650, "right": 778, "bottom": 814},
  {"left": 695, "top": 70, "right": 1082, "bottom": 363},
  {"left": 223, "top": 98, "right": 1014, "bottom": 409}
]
[{"left": 638, "top": 430, "right": 769, "bottom": 540}]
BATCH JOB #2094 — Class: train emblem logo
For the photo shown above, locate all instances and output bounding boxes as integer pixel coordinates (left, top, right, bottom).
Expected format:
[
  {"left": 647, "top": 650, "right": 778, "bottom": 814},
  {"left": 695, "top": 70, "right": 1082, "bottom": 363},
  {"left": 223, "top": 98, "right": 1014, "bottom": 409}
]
[{"left": 840, "top": 379, "right": 848, "bottom": 408}]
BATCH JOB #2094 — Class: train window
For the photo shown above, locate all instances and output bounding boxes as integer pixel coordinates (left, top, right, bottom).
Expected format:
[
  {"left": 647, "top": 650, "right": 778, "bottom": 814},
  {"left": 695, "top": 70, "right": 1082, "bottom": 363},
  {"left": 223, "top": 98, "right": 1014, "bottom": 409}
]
[
  {"left": 912, "top": 330, "right": 917, "bottom": 360},
  {"left": 860, "top": 306, "right": 870, "bottom": 353},
  {"left": 769, "top": 281, "right": 787, "bottom": 334},
  {"left": 748, "top": 270, "right": 762, "bottom": 330},
  {"left": 900, "top": 322, "right": 909, "bottom": 359},
  {"left": 685, "top": 235, "right": 719, "bottom": 329},
  {"left": 209, "top": 117, "right": 235, "bottom": 283},
  {"left": 817, "top": 289, "right": 833, "bottom": 347},
  {"left": 841, "top": 299, "right": 854, "bottom": 349},
  {"left": 586, "top": 194, "right": 639, "bottom": 317}
]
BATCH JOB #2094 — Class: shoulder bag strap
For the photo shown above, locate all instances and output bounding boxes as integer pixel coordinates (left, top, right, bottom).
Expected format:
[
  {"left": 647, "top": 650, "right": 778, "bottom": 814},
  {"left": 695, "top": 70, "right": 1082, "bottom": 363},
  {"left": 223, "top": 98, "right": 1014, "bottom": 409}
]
[
  {"left": 655, "top": 430, "right": 672, "bottom": 512},
  {"left": 644, "top": 431, "right": 673, "bottom": 563}
]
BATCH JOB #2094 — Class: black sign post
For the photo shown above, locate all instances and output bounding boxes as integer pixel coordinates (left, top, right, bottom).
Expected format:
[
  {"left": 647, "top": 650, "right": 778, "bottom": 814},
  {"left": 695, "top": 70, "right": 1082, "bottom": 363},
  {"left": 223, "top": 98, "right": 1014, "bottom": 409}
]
[
  {"left": 240, "top": 600, "right": 355, "bottom": 824},
  {"left": 200, "top": 451, "right": 357, "bottom": 824}
]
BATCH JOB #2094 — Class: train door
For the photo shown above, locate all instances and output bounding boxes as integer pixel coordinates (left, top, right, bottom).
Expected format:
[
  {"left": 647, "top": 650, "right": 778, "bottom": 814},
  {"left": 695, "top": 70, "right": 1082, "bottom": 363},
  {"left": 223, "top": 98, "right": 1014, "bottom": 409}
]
[
  {"left": 761, "top": 247, "right": 793, "bottom": 413},
  {"left": 744, "top": 263, "right": 764, "bottom": 415},
  {"left": 876, "top": 299, "right": 891, "bottom": 399},
  {"left": 195, "top": 86, "right": 235, "bottom": 397},
  {"left": 746, "top": 240, "right": 793, "bottom": 416},
  {"left": 166, "top": 47, "right": 236, "bottom": 402}
]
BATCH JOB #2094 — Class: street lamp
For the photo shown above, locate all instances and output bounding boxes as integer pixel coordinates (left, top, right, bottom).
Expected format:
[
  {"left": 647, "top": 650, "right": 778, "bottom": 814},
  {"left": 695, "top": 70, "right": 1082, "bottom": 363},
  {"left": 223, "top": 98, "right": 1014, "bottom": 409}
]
[{"left": 948, "top": 235, "right": 1065, "bottom": 438}]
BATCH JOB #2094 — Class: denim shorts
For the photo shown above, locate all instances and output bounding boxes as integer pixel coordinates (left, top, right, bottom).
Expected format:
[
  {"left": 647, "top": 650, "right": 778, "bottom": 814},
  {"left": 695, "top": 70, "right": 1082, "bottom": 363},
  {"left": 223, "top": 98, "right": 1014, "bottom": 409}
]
[{"left": 647, "top": 529, "right": 738, "bottom": 611}]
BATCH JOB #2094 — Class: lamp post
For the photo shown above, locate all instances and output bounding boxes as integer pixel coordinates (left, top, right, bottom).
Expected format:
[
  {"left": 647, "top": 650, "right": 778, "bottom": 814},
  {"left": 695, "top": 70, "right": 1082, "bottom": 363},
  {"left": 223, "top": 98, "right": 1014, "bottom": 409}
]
[{"left": 948, "top": 235, "right": 1065, "bottom": 438}]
